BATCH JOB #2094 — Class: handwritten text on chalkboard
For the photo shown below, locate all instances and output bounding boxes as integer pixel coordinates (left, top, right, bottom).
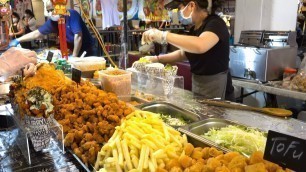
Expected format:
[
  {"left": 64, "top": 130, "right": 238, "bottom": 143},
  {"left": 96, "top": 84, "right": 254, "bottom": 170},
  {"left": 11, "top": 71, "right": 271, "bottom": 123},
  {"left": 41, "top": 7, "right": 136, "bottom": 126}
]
[{"left": 264, "top": 130, "right": 306, "bottom": 172}]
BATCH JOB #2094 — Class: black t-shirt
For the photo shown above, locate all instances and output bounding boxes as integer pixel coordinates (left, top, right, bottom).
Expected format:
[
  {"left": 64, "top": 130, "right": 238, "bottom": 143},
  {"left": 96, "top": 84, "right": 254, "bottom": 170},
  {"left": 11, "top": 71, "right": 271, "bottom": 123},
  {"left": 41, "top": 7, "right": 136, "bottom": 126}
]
[{"left": 185, "top": 15, "right": 229, "bottom": 75}]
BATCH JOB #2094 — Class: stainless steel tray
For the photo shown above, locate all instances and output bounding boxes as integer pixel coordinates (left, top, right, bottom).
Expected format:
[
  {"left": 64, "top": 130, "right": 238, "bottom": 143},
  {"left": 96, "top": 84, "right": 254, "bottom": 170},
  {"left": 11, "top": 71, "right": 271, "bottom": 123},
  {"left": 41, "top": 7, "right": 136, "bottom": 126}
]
[
  {"left": 118, "top": 96, "right": 149, "bottom": 106},
  {"left": 178, "top": 118, "right": 266, "bottom": 154},
  {"left": 136, "top": 101, "right": 201, "bottom": 127}
]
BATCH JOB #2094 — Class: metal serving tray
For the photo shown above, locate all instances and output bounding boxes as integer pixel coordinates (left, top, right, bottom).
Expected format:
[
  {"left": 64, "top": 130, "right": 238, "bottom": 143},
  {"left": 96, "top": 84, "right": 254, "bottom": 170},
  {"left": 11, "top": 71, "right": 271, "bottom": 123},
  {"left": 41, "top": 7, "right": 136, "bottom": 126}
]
[
  {"left": 118, "top": 96, "right": 149, "bottom": 106},
  {"left": 179, "top": 118, "right": 266, "bottom": 154},
  {"left": 137, "top": 101, "right": 201, "bottom": 127}
]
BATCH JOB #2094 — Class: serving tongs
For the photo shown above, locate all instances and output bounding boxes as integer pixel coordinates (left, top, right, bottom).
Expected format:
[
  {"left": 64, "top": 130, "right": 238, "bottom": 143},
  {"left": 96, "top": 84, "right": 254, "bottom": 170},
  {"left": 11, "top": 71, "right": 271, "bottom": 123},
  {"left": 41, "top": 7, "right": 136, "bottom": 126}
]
[{"left": 199, "top": 99, "right": 292, "bottom": 117}]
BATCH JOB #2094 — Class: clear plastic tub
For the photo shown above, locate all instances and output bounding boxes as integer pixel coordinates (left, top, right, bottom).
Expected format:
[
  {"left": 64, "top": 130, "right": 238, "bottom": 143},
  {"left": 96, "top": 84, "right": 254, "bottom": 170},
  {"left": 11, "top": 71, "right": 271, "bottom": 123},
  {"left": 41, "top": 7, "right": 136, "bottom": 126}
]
[
  {"left": 99, "top": 69, "right": 132, "bottom": 96},
  {"left": 68, "top": 57, "right": 106, "bottom": 71}
]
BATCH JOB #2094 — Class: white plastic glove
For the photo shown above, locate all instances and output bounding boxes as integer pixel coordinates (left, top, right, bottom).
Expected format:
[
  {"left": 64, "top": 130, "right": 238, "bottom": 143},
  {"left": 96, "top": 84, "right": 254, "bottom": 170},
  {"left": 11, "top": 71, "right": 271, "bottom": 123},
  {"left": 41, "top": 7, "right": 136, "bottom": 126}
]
[
  {"left": 23, "top": 63, "right": 37, "bottom": 78},
  {"left": 144, "top": 56, "right": 159, "bottom": 63},
  {"left": 141, "top": 29, "right": 168, "bottom": 45}
]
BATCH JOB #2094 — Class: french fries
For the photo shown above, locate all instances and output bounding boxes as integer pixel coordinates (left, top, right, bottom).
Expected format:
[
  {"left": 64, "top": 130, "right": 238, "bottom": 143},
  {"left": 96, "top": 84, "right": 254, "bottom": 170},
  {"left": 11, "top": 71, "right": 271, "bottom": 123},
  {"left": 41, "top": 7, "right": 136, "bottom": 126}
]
[{"left": 95, "top": 110, "right": 187, "bottom": 172}]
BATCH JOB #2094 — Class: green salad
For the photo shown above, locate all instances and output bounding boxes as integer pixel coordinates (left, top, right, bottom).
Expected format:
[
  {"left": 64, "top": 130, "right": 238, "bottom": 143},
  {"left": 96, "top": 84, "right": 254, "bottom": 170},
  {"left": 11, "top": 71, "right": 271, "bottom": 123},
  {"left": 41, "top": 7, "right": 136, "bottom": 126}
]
[
  {"left": 202, "top": 125, "right": 267, "bottom": 156},
  {"left": 159, "top": 114, "right": 189, "bottom": 126}
]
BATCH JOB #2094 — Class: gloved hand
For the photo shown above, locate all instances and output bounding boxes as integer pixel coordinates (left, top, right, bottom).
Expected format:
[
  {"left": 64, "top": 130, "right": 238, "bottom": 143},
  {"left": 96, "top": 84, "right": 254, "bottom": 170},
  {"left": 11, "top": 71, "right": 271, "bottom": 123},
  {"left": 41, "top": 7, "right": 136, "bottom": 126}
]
[
  {"left": 144, "top": 56, "right": 159, "bottom": 63},
  {"left": 9, "top": 39, "right": 20, "bottom": 48},
  {"left": 23, "top": 63, "right": 37, "bottom": 79},
  {"left": 141, "top": 29, "right": 168, "bottom": 45}
]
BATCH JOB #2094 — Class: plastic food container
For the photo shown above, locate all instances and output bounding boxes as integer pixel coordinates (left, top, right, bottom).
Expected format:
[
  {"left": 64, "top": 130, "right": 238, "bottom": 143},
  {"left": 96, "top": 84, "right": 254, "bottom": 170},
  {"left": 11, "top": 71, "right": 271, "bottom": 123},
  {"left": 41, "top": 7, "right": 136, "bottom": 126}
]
[
  {"left": 68, "top": 57, "right": 106, "bottom": 71},
  {"left": 99, "top": 69, "right": 132, "bottom": 96}
]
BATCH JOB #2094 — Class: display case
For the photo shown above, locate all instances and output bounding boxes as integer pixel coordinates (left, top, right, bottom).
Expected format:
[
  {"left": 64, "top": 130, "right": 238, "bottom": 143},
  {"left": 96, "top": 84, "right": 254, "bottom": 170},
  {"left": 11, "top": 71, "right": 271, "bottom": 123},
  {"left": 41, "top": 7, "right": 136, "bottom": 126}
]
[
  {"left": 129, "top": 69, "right": 184, "bottom": 99},
  {"left": 5, "top": 106, "right": 64, "bottom": 165}
]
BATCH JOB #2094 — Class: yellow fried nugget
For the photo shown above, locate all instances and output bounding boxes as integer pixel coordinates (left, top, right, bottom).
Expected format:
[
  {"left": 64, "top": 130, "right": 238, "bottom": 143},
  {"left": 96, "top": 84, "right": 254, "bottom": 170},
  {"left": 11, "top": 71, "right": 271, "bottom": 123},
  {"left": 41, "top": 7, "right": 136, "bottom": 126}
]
[
  {"left": 245, "top": 163, "right": 266, "bottom": 172},
  {"left": 249, "top": 151, "right": 264, "bottom": 165},
  {"left": 228, "top": 155, "right": 247, "bottom": 170}
]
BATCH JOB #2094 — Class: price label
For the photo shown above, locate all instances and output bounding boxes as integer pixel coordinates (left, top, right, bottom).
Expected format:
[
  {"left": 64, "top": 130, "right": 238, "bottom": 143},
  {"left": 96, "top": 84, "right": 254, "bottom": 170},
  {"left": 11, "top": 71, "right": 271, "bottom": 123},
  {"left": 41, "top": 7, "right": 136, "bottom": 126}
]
[
  {"left": 264, "top": 130, "right": 306, "bottom": 172},
  {"left": 46, "top": 51, "right": 54, "bottom": 63},
  {"left": 72, "top": 68, "right": 81, "bottom": 84}
]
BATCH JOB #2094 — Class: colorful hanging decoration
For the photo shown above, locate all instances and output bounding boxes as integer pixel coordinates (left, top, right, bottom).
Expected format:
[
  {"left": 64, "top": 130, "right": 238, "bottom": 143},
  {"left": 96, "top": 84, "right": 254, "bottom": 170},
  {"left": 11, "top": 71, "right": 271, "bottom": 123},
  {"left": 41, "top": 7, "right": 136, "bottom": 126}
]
[
  {"left": 117, "top": 0, "right": 138, "bottom": 20},
  {"left": 0, "top": 0, "right": 10, "bottom": 50},
  {"left": 51, "top": 0, "right": 68, "bottom": 59},
  {"left": 138, "top": 0, "right": 170, "bottom": 21},
  {"left": 95, "top": 0, "right": 102, "bottom": 18}
]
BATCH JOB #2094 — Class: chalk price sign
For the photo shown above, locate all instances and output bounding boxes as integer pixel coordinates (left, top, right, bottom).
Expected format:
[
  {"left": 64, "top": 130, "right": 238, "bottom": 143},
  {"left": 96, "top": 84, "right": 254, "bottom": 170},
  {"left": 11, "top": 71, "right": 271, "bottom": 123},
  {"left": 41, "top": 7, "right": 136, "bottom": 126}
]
[{"left": 264, "top": 130, "right": 306, "bottom": 172}]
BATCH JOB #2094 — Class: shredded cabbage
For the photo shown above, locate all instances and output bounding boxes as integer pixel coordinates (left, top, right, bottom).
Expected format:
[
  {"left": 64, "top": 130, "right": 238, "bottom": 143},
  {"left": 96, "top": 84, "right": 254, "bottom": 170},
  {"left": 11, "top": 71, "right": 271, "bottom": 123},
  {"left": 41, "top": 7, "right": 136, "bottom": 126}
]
[{"left": 202, "top": 125, "right": 266, "bottom": 156}]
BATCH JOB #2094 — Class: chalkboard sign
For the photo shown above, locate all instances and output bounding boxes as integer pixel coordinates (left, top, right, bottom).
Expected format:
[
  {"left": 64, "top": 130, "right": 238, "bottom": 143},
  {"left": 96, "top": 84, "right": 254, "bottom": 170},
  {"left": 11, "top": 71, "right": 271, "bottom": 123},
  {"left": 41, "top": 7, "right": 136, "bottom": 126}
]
[
  {"left": 264, "top": 130, "right": 306, "bottom": 172},
  {"left": 46, "top": 51, "right": 54, "bottom": 63},
  {"left": 72, "top": 68, "right": 81, "bottom": 84}
]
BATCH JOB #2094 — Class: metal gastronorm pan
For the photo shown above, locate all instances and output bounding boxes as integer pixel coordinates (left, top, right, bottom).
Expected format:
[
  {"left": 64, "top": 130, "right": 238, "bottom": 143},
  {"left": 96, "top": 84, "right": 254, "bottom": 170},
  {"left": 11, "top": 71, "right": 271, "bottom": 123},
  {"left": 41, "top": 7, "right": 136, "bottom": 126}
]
[
  {"left": 136, "top": 101, "right": 201, "bottom": 127},
  {"left": 178, "top": 118, "right": 266, "bottom": 154}
]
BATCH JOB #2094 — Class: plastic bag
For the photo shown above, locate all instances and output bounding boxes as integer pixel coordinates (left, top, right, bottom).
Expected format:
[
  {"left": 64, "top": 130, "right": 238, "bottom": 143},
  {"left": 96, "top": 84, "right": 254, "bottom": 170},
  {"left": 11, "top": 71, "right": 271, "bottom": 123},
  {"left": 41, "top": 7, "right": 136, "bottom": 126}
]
[
  {"left": 289, "top": 57, "right": 306, "bottom": 92},
  {"left": 0, "top": 47, "right": 37, "bottom": 77}
]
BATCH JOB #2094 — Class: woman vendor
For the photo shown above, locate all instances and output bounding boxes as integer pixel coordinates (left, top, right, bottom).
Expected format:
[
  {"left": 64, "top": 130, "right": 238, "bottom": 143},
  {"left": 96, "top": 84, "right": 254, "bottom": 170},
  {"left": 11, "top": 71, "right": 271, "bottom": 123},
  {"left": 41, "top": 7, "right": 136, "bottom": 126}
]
[{"left": 142, "top": 0, "right": 234, "bottom": 100}]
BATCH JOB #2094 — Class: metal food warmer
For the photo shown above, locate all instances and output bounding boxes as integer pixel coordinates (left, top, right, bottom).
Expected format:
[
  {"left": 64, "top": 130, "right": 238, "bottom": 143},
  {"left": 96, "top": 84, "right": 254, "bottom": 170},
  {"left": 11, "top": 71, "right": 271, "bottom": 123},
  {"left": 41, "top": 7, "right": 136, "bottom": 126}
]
[{"left": 229, "top": 30, "right": 297, "bottom": 82}]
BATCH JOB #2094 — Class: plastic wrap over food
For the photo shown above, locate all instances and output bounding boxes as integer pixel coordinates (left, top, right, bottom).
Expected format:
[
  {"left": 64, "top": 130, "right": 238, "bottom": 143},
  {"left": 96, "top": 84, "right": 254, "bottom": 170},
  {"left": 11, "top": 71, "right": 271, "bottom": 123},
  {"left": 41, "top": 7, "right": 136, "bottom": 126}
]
[{"left": 0, "top": 47, "right": 37, "bottom": 77}]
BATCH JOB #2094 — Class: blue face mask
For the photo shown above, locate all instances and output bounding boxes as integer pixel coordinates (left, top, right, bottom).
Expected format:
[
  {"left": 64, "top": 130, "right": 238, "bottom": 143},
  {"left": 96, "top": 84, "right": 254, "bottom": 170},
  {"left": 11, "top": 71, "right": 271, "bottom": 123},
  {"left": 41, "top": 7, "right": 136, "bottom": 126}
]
[{"left": 178, "top": 4, "right": 193, "bottom": 25}]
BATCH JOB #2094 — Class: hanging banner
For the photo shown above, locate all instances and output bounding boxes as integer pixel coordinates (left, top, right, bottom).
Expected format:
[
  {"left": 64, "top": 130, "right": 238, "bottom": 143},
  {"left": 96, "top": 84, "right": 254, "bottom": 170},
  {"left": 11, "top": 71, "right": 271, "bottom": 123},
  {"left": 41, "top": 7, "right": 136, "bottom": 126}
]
[
  {"left": 138, "top": 0, "right": 170, "bottom": 21},
  {"left": 117, "top": 0, "right": 138, "bottom": 20},
  {"left": 95, "top": 0, "right": 102, "bottom": 18}
]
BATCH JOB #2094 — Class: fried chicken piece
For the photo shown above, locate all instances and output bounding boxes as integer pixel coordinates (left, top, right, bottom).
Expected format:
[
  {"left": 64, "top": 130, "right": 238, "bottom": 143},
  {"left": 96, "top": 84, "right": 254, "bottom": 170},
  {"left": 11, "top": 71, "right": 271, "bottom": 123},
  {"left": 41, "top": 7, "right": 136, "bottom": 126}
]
[
  {"left": 207, "top": 158, "right": 221, "bottom": 171},
  {"left": 93, "top": 132, "right": 104, "bottom": 144},
  {"left": 228, "top": 155, "right": 247, "bottom": 170},
  {"left": 224, "top": 152, "right": 240, "bottom": 163},
  {"left": 245, "top": 163, "right": 266, "bottom": 172},
  {"left": 88, "top": 146, "right": 96, "bottom": 165},
  {"left": 71, "top": 142, "right": 78, "bottom": 150},
  {"left": 64, "top": 132, "right": 75, "bottom": 146},
  {"left": 184, "top": 143, "right": 194, "bottom": 156},
  {"left": 156, "top": 168, "right": 168, "bottom": 172},
  {"left": 84, "top": 133, "right": 94, "bottom": 141},
  {"left": 107, "top": 115, "right": 120, "bottom": 123},
  {"left": 67, "top": 114, "right": 78, "bottom": 123},
  {"left": 166, "top": 158, "right": 181, "bottom": 170},
  {"left": 76, "top": 116, "right": 84, "bottom": 124},
  {"left": 89, "top": 115, "right": 98, "bottom": 123},
  {"left": 75, "top": 130, "right": 84, "bottom": 143},
  {"left": 191, "top": 148, "right": 203, "bottom": 160},
  {"left": 202, "top": 147, "right": 210, "bottom": 159},
  {"left": 81, "top": 154, "right": 88, "bottom": 166},
  {"left": 215, "top": 165, "right": 230, "bottom": 172},
  {"left": 249, "top": 151, "right": 264, "bottom": 165},
  {"left": 82, "top": 141, "right": 97, "bottom": 151},
  {"left": 170, "top": 166, "right": 183, "bottom": 172},
  {"left": 208, "top": 147, "right": 223, "bottom": 157},
  {"left": 74, "top": 147, "right": 83, "bottom": 159},
  {"left": 86, "top": 122, "right": 95, "bottom": 133},
  {"left": 179, "top": 155, "right": 193, "bottom": 169},
  {"left": 75, "top": 99, "right": 83, "bottom": 107},
  {"left": 189, "top": 161, "right": 204, "bottom": 172},
  {"left": 124, "top": 108, "right": 133, "bottom": 116},
  {"left": 264, "top": 160, "right": 283, "bottom": 172}
]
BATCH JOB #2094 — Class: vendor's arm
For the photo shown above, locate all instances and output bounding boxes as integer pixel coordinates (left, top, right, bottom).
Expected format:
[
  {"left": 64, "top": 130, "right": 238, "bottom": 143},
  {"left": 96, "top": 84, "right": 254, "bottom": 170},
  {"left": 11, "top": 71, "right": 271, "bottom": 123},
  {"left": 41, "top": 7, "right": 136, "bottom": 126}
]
[
  {"left": 166, "top": 31, "right": 219, "bottom": 54},
  {"left": 72, "top": 32, "right": 82, "bottom": 57},
  {"left": 16, "top": 30, "right": 43, "bottom": 42},
  {"left": 17, "top": 19, "right": 56, "bottom": 42},
  {"left": 151, "top": 49, "right": 187, "bottom": 63}
]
